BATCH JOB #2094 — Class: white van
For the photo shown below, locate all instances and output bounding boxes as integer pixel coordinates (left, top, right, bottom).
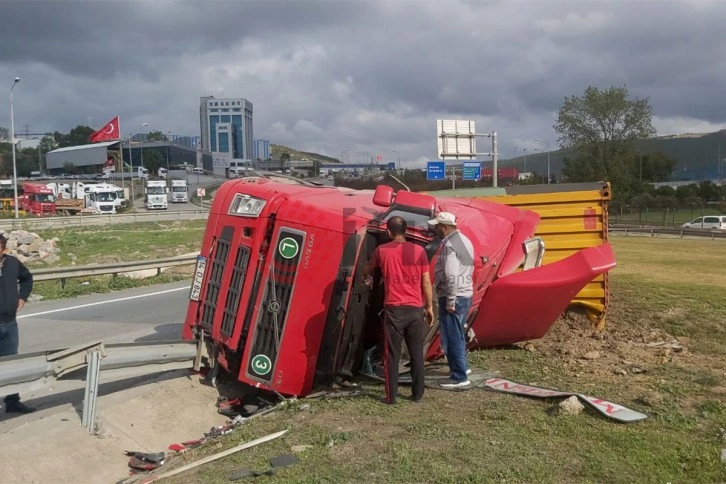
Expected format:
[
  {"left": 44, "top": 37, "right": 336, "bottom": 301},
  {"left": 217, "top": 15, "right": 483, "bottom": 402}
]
[
  {"left": 681, "top": 215, "right": 726, "bottom": 230},
  {"left": 192, "top": 167, "right": 204, "bottom": 175}
]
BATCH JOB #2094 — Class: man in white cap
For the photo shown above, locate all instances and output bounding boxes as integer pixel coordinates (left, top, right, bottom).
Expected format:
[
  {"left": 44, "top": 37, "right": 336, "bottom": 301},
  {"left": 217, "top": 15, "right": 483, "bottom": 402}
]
[{"left": 428, "top": 212, "right": 475, "bottom": 388}]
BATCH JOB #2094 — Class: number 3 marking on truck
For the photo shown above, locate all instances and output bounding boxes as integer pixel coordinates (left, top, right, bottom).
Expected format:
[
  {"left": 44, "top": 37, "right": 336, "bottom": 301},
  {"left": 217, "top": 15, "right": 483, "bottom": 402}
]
[
  {"left": 251, "top": 355, "right": 272, "bottom": 376},
  {"left": 278, "top": 237, "right": 299, "bottom": 259}
]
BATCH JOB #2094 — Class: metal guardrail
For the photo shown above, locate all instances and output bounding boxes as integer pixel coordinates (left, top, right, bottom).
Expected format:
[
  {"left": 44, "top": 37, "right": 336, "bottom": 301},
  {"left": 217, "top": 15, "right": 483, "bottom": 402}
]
[
  {"left": 0, "top": 210, "right": 209, "bottom": 230},
  {"left": 0, "top": 340, "right": 197, "bottom": 432},
  {"left": 33, "top": 254, "right": 199, "bottom": 286},
  {"left": 610, "top": 226, "right": 726, "bottom": 239}
]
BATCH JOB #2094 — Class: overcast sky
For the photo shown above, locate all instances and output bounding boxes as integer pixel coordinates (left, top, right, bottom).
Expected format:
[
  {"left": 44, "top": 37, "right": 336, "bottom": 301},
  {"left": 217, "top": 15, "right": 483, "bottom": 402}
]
[{"left": 1, "top": 0, "right": 726, "bottom": 167}]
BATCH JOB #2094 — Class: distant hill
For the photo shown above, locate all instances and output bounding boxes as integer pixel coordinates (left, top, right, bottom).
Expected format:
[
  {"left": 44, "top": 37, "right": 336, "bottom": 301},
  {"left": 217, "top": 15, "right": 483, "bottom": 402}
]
[
  {"left": 270, "top": 144, "right": 340, "bottom": 164},
  {"left": 500, "top": 129, "right": 726, "bottom": 181}
]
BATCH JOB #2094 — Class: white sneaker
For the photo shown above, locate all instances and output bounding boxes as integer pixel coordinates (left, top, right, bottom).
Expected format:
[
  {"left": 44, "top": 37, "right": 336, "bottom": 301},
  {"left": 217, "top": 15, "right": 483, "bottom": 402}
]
[{"left": 438, "top": 378, "right": 471, "bottom": 389}]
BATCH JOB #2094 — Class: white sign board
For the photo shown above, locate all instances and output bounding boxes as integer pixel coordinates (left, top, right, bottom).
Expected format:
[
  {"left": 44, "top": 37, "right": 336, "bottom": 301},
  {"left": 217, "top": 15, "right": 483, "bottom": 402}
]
[
  {"left": 197, "top": 188, "right": 206, "bottom": 197},
  {"left": 437, "top": 119, "right": 477, "bottom": 160}
]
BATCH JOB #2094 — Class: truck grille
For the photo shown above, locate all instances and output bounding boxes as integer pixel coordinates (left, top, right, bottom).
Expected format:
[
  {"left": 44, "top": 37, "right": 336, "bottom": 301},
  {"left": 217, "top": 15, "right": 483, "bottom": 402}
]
[
  {"left": 200, "top": 226, "right": 233, "bottom": 330},
  {"left": 246, "top": 228, "right": 305, "bottom": 382},
  {"left": 220, "top": 246, "right": 251, "bottom": 338}
]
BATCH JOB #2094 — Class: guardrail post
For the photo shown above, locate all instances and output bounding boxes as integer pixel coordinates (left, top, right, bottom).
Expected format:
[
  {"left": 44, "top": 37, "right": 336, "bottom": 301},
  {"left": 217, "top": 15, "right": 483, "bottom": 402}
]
[
  {"left": 712, "top": 231, "right": 715, "bottom": 241},
  {"left": 61, "top": 278, "right": 66, "bottom": 290},
  {"left": 650, "top": 229, "right": 654, "bottom": 237},
  {"left": 680, "top": 229, "right": 683, "bottom": 239},
  {"left": 81, "top": 349, "right": 102, "bottom": 433}
]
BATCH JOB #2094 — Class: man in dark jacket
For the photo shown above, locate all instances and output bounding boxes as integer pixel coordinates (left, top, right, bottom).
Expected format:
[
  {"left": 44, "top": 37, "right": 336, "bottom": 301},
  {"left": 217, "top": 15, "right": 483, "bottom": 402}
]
[{"left": 0, "top": 234, "right": 34, "bottom": 413}]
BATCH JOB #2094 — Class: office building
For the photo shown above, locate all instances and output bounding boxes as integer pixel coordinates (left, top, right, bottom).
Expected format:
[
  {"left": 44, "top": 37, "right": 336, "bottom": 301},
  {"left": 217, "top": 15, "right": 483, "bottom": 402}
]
[
  {"left": 254, "top": 139, "right": 271, "bottom": 160},
  {"left": 199, "top": 96, "right": 254, "bottom": 172}
]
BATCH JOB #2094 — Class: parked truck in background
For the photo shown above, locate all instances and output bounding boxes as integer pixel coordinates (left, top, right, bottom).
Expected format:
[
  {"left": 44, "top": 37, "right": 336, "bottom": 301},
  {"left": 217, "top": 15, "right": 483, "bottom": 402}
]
[
  {"left": 21, "top": 182, "right": 56, "bottom": 216},
  {"left": 170, "top": 179, "right": 188, "bottom": 203},
  {"left": 46, "top": 181, "right": 127, "bottom": 215},
  {"left": 145, "top": 180, "right": 168, "bottom": 210}
]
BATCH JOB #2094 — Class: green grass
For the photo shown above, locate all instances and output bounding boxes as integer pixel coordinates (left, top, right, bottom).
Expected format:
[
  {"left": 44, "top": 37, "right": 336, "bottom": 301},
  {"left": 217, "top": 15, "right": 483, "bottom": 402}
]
[
  {"left": 155, "top": 236, "right": 726, "bottom": 483},
  {"left": 25, "top": 220, "right": 206, "bottom": 300}
]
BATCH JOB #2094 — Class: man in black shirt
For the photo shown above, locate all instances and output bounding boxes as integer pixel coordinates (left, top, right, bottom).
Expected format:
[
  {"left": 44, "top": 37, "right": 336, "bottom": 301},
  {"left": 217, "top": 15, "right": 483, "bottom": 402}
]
[{"left": 0, "top": 234, "right": 34, "bottom": 413}]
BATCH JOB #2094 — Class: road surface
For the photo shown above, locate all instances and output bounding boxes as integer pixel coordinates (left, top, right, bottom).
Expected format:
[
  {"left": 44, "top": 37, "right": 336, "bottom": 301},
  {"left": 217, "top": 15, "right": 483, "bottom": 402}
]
[{"left": 18, "top": 280, "right": 191, "bottom": 353}]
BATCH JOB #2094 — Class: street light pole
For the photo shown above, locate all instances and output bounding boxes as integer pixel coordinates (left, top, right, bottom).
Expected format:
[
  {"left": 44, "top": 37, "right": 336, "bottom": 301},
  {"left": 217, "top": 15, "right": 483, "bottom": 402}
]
[
  {"left": 140, "top": 122, "right": 149, "bottom": 171},
  {"left": 10, "top": 77, "right": 20, "bottom": 219},
  {"left": 534, "top": 139, "right": 551, "bottom": 184}
]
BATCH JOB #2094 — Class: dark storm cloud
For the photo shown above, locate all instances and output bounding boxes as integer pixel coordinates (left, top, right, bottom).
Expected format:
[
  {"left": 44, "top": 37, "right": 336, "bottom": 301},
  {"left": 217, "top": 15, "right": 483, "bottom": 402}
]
[{"left": 2, "top": 0, "right": 726, "bottom": 165}]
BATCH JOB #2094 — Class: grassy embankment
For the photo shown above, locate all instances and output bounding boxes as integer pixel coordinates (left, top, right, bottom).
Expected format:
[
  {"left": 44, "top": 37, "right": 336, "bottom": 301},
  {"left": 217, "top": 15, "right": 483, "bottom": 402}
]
[
  {"left": 155, "top": 236, "right": 724, "bottom": 483},
  {"left": 26, "top": 220, "right": 206, "bottom": 300}
]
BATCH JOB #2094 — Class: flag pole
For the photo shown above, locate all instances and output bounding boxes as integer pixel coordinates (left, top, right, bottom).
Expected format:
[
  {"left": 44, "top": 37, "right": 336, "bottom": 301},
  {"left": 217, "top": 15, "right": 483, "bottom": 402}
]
[{"left": 118, "top": 115, "right": 125, "bottom": 194}]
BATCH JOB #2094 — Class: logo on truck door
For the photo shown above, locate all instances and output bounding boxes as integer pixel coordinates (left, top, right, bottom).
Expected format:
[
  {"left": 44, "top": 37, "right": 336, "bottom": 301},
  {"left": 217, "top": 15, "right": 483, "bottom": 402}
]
[
  {"left": 278, "top": 237, "right": 299, "bottom": 259},
  {"left": 251, "top": 354, "right": 273, "bottom": 376}
]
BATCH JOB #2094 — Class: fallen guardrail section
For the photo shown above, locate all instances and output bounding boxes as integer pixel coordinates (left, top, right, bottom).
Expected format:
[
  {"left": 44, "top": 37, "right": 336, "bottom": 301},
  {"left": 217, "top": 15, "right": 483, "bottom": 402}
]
[
  {"left": 32, "top": 254, "right": 199, "bottom": 287},
  {"left": 610, "top": 226, "right": 726, "bottom": 239},
  {"left": 0, "top": 340, "right": 198, "bottom": 433}
]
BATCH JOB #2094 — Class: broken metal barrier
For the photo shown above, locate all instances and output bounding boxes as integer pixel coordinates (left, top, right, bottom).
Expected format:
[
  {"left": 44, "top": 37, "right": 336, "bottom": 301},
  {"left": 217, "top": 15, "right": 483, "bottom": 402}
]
[
  {"left": 31, "top": 254, "right": 198, "bottom": 288},
  {"left": 0, "top": 340, "right": 197, "bottom": 432}
]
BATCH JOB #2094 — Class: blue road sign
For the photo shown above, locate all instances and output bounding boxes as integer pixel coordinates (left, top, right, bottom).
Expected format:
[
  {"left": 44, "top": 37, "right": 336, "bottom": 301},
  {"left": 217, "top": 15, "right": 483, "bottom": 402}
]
[
  {"left": 427, "top": 161, "right": 446, "bottom": 180},
  {"left": 387, "top": 162, "right": 396, "bottom": 170},
  {"left": 462, "top": 161, "right": 481, "bottom": 181}
]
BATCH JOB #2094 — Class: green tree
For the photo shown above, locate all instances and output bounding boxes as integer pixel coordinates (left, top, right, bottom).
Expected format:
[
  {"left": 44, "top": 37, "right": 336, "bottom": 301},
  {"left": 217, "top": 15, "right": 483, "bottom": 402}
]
[
  {"left": 147, "top": 130, "right": 168, "bottom": 142},
  {"left": 55, "top": 125, "right": 94, "bottom": 147},
  {"left": 0, "top": 126, "right": 9, "bottom": 141},
  {"left": 280, "top": 152, "right": 291, "bottom": 162},
  {"left": 142, "top": 150, "right": 163, "bottom": 174},
  {"left": 554, "top": 85, "right": 656, "bottom": 181}
]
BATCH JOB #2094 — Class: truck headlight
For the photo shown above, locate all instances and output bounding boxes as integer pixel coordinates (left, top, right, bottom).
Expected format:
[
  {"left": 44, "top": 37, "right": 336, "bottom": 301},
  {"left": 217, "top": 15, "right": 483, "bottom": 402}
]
[{"left": 229, "top": 194, "right": 266, "bottom": 217}]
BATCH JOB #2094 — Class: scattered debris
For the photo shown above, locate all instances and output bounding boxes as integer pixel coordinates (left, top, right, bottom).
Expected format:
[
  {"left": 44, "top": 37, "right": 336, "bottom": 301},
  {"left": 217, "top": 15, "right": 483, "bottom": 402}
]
[
  {"left": 132, "top": 430, "right": 288, "bottom": 483},
  {"left": 721, "top": 449, "right": 726, "bottom": 465},
  {"left": 630, "top": 367, "right": 646, "bottom": 374},
  {"left": 269, "top": 454, "right": 297, "bottom": 468},
  {"left": 582, "top": 351, "right": 601, "bottom": 360},
  {"left": 291, "top": 445, "right": 313, "bottom": 453},
  {"left": 613, "top": 368, "right": 627, "bottom": 376},
  {"left": 229, "top": 468, "right": 274, "bottom": 480},
  {"left": 484, "top": 377, "right": 648, "bottom": 422},
  {"left": 299, "top": 403, "right": 311, "bottom": 411},
  {"left": 124, "top": 451, "right": 166, "bottom": 472}
]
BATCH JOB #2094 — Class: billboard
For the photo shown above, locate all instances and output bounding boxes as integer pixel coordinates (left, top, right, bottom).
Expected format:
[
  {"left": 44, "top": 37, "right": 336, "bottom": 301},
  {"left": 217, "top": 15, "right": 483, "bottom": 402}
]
[{"left": 436, "top": 119, "right": 476, "bottom": 160}]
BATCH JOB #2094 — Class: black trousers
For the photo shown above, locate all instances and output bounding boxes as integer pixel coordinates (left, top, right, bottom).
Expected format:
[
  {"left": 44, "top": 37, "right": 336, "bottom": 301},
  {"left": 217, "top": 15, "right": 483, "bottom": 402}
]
[{"left": 382, "top": 305, "right": 426, "bottom": 403}]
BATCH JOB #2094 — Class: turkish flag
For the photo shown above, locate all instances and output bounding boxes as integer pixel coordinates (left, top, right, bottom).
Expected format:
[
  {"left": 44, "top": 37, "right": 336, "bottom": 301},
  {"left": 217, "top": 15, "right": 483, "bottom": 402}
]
[{"left": 89, "top": 116, "right": 120, "bottom": 143}]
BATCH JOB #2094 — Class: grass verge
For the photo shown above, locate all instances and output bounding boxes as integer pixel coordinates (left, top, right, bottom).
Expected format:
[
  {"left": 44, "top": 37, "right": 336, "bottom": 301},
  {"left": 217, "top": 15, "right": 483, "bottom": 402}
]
[{"left": 153, "top": 235, "right": 726, "bottom": 484}]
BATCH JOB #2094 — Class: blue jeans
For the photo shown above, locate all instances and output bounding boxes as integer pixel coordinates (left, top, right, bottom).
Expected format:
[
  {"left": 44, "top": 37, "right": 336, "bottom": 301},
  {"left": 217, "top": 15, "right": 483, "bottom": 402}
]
[
  {"left": 438, "top": 296, "right": 471, "bottom": 382},
  {"left": 0, "top": 320, "right": 20, "bottom": 403}
]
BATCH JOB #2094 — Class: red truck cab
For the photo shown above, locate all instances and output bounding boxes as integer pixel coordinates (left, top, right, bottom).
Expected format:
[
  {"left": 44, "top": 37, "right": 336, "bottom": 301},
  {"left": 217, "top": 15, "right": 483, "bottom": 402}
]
[
  {"left": 183, "top": 175, "right": 616, "bottom": 397},
  {"left": 21, "top": 182, "right": 56, "bottom": 216}
]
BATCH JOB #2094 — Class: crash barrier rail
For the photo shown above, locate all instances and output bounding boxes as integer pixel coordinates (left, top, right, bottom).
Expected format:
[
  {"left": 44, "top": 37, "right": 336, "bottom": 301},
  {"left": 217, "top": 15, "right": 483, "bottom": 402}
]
[
  {"left": 425, "top": 182, "right": 613, "bottom": 329},
  {"left": 609, "top": 226, "right": 726, "bottom": 240},
  {"left": 0, "top": 340, "right": 197, "bottom": 433},
  {"left": 0, "top": 210, "right": 209, "bottom": 231},
  {"left": 32, "top": 254, "right": 199, "bottom": 288}
]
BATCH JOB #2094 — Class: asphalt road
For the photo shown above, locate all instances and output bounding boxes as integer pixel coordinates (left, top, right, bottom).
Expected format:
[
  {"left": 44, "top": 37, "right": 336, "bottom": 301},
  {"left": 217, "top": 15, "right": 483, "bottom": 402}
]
[{"left": 18, "top": 280, "right": 192, "bottom": 353}]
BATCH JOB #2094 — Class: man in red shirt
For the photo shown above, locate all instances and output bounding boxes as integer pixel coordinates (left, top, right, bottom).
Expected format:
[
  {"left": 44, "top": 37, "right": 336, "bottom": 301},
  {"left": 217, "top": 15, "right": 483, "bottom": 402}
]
[{"left": 363, "top": 216, "right": 434, "bottom": 404}]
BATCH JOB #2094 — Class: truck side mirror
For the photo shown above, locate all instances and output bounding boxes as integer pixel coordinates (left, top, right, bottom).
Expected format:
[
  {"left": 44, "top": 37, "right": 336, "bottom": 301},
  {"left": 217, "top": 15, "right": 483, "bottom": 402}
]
[{"left": 373, "top": 185, "right": 394, "bottom": 207}]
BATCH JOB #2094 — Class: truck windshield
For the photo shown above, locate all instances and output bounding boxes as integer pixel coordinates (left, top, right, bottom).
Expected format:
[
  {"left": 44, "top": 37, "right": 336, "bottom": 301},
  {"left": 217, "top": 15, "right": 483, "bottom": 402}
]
[
  {"left": 148, "top": 187, "right": 165, "bottom": 194},
  {"left": 35, "top": 194, "right": 55, "bottom": 203},
  {"left": 172, "top": 186, "right": 186, "bottom": 192},
  {"left": 96, "top": 192, "right": 116, "bottom": 202}
]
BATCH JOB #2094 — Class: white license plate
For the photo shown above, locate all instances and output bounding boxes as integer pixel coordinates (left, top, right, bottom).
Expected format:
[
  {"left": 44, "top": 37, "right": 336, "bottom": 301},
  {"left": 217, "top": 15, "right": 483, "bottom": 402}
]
[{"left": 189, "top": 255, "right": 208, "bottom": 301}]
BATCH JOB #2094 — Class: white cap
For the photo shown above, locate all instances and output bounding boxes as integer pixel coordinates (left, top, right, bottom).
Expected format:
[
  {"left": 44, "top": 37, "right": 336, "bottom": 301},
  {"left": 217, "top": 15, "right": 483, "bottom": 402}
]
[{"left": 428, "top": 212, "right": 456, "bottom": 226}]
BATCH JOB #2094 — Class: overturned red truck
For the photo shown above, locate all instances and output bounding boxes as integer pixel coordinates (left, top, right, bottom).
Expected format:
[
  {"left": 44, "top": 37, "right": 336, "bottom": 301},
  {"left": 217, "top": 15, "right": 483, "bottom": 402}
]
[{"left": 183, "top": 175, "right": 616, "bottom": 397}]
